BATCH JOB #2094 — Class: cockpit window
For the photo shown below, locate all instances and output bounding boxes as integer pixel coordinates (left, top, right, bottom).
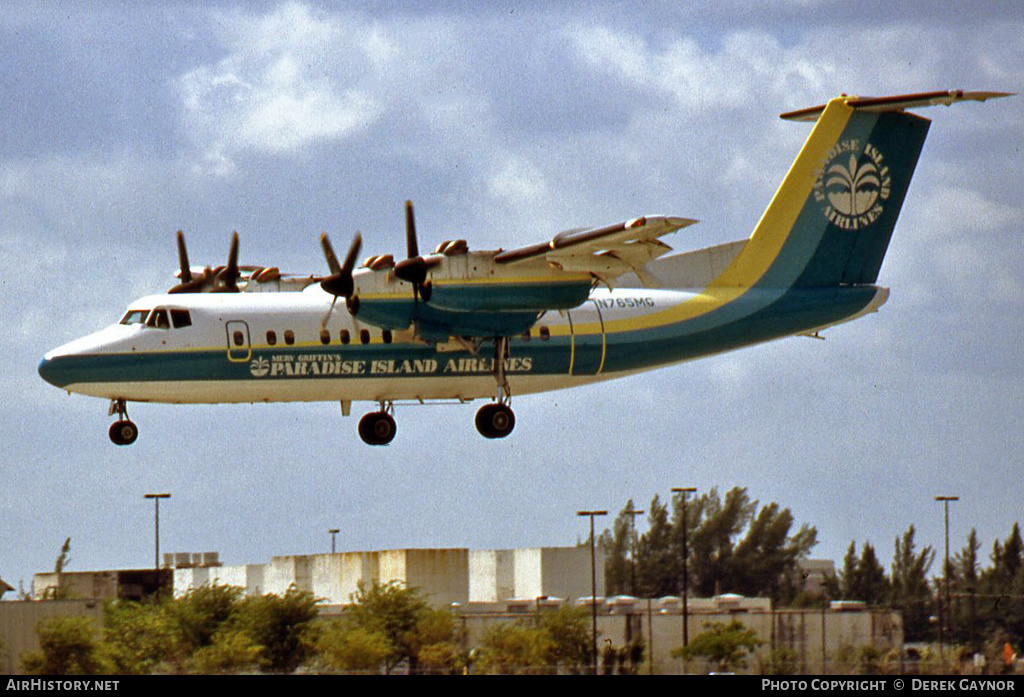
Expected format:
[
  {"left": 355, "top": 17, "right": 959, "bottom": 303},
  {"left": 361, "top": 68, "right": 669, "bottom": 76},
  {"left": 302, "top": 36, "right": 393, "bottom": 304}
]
[
  {"left": 120, "top": 309, "right": 150, "bottom": 325},
  {"left": 146, "top": 309, "right": 170, "bottom": 329},
  {"left": 170, "top": 309, "right": 192, "bottom": 328}
]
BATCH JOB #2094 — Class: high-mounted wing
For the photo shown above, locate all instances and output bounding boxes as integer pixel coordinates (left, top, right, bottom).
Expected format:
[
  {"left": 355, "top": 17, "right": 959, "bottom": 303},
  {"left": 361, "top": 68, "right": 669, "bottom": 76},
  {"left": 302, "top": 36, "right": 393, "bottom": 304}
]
[{"left": 494, "top": 215, "right": 697, "bottom": 286}]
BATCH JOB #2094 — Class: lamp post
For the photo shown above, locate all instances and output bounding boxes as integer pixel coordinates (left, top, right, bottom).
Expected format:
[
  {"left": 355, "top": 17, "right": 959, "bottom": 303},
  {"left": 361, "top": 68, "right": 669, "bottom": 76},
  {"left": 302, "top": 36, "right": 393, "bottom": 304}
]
[
  {"left": 622, "top": 504, "right": 650, "bottom": 675},
  {"left": 143, "top": 493, "right": 170, "bottom": 571},
  {"left": 578, "top": 509, "right": 607, "bottom": 675},
  {"left": 935, "top": 495, "right": 959, "bottom": 663},
  {"left": 623, "top": 504, "right": 645, "bottom": 597},
  {"left": 329, "top": 528, "right": 340, "bottom": 554},
  {"left": 671, "top": 486, "right": 697, "bottom": 666}
]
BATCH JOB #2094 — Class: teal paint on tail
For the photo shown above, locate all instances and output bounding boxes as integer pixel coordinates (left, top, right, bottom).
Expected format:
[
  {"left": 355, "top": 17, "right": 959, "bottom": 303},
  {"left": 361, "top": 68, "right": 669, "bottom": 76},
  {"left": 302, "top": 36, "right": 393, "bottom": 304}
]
[{"left": 793, "top": 110, "right": 931, "bottom": 287}]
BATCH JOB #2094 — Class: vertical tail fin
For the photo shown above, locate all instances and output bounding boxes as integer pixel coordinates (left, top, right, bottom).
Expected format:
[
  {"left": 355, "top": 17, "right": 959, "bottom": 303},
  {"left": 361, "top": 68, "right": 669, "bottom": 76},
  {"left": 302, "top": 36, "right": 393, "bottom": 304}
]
[{"left": 717, "top": 90, "right": 1010, "bottom": 289}]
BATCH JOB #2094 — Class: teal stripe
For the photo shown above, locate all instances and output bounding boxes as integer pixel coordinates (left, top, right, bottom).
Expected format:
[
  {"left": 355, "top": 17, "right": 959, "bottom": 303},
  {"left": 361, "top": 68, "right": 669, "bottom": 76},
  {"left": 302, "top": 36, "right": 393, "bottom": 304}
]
[{"left": 39, "top": 287, "right": 878, "bottom": 388}]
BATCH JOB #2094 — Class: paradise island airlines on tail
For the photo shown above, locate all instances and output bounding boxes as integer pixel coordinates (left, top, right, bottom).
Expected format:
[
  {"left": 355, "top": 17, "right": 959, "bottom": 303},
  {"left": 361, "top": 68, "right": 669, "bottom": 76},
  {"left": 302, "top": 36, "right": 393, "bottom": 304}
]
[{"left": 38, "top": 90, "right": 1012, "bottom": 445}]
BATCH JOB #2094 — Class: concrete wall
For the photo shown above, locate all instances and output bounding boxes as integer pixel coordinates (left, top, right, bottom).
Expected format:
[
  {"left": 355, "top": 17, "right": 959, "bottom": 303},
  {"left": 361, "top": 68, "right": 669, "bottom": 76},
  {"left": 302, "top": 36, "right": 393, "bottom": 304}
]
[
  {"left": 456, "top": 604, "right": 902, "bottom": 674},
  {"left": 470, "top": 547, "right": 599, "bottom": 603},
  {"left": 0, "top": 600, "right": 104, "bottom": 675}
]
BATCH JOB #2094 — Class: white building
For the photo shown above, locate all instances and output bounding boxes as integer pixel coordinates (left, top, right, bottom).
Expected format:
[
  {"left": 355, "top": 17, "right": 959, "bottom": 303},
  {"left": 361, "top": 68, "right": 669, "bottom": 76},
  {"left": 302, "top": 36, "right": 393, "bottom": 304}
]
[{"left": 171, "top": 546, "right": 602, "bottom": 607}]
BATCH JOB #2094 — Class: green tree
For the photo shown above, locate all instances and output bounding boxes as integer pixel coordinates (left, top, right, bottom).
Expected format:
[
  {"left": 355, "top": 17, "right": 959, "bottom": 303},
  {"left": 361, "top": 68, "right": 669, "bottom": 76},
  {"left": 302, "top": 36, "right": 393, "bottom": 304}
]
[
  {"left": 315, "top": 622, "right": 391, "bottom": 674},
  {"left": 979, "top": 524, "right": 1024, "bottom": 644},
  {"left": 538, "top": 606, "right": 591, "bottom": 674},
  {"left": 683, "top": 488, "right": 817, "bottom": 602},
  {"left": 21, "top": 616, "right": 111, "bottom": 675},
  {"left": 599, "top": 499, "right": 640, "bottom": 596},
  {"left": 343, "top": 580, "right": 458, "bottom": 674},
  {"left": 230, "top": 586, "right": 319, "bottom": 673},
  {"left": 54, "top": 538, "right": 71, "bottom": 573},
  {"left": 187, "top": 629, "right": 262, "bottom": 674},
  {"left": 636, "top": 495, "right": 677, "bottom": 597},
  {"left": 839, "top": 541, "right": 890, "bottom": 605},
  {"left": 890, "top": 525, "right": 935, "bottom": 641},
  {"left": 474, "top": 622, "right": 554, "bottom": 675},
  {"left": 673, "top": 619, "right": 763, "bottom": 673},
  {"left": 952, "top": 528, "right": 982, "bottom": 647},
  {"left": 167, "top": 583, "right": 245, "bottom": 654},
  {"left": 102, "top": 599, "right": 180, "bottom": 674}
]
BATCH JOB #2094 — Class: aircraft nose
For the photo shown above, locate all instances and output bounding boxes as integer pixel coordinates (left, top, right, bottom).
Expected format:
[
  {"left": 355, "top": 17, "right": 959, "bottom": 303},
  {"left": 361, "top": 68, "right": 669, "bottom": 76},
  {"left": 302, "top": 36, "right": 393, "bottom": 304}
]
[
  {"left": 38, "top": 354, "right": 61, "bottom": 387},
  {"left": 38, "top": 352, "right": 76, "bottom": 389}
]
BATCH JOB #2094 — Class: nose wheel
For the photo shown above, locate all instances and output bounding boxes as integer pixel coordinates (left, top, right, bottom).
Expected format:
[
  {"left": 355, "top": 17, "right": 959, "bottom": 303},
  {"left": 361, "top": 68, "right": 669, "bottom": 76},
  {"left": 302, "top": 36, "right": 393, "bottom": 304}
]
[{"left": 108, "top": 399, "right": 139, "bottom": 446}]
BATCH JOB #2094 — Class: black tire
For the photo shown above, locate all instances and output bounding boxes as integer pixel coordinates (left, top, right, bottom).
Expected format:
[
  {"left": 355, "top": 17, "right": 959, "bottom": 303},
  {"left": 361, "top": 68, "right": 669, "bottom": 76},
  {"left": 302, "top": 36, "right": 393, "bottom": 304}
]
[
  {"left": 358, "top": 411, "right": 396, "bottom": 445},
  {"left": 475, "top": 403, "right": 515, "bottom": 439},
  {"left": 109, "top": 420, "right": 139, "bottom": 446}
]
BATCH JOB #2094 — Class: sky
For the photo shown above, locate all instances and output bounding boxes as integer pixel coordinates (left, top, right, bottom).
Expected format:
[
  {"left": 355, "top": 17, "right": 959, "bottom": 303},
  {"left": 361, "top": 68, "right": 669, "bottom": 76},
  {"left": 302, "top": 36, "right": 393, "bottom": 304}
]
[{"left": 2, "top": 1, "right": 1022, "bottom": 596}]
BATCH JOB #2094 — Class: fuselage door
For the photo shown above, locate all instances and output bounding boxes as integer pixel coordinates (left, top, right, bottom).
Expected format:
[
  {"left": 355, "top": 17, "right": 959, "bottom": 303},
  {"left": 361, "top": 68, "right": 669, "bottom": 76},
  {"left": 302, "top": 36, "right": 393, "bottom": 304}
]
[
  {"left": 566, "top": 300, "right": 606, "bottom": 376},
  {"left": 225, "top": 320, "right": 252, "bottom": 363}
]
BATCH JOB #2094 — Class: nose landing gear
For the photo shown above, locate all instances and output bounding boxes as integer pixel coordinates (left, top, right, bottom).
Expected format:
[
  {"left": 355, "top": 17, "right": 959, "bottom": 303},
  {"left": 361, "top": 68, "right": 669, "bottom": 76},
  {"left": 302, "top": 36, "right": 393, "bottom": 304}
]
[{"left": 108, "top": 399, "right": 139, "bottom": 446}]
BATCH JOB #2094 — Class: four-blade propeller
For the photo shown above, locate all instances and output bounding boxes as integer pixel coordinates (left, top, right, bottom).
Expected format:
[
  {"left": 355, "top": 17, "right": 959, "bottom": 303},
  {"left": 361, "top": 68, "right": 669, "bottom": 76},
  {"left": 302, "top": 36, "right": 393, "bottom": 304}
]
[
  {"left": 318, "top": 231, "right": 363, "bottom": 322},
  {"left": 171, "top": 200, "right": 436, "bottom": 315},
  {"left": 393, "top": 200, "right": 439, "bottom": 302}
]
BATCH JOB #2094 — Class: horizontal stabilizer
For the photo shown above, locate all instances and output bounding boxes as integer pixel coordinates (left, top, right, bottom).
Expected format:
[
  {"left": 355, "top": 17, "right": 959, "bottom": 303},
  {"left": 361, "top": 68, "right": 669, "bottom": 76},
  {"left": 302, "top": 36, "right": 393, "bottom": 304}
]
[{"left": 780, "top": 90, "right": 1013, "bottom": 122}]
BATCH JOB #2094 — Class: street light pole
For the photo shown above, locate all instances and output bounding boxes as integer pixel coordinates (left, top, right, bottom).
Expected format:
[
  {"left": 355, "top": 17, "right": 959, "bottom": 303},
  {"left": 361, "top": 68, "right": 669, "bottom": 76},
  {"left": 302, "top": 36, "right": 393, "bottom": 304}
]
[
  {"left": 578, "top": 509, "right": 607, "bottom": 675},
  {"left": 329, "top": 528, "right": 340, "bottom": 554},
  {"left": 143, "top": 493, "right": 170, "bottom": 571},
  {"left": 672, "top": 486, "right": 697, "bottom": 665},
  {"left": 935, "top": 495, "right": 959, "bottom": 663},
  {"left": 622, "top": 504, "right": 648, "bottom": 673}
]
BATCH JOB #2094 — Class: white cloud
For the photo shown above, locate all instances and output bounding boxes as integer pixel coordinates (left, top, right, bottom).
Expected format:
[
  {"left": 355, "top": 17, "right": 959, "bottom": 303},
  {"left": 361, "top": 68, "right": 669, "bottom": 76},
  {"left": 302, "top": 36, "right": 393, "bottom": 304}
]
[{"left": 178, "top": 3, "right": 385, "bottom": 176}]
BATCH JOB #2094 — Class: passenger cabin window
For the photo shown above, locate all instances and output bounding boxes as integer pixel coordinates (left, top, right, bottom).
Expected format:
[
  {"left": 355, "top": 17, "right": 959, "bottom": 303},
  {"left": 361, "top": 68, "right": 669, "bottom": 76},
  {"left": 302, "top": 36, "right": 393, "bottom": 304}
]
[
  {"left": 284, "top": 330, "right": 295, "bottom": 346},
  {"left": 267, "top": 330, "right": 277, "bottom": 346},
  {"left": 340, "top": 330, "right": 350, "bottom": 345},
  {"left": 359, "top": 329, "right": 370, "bottom": 345},
  {"left": 170, "top": 309, "right": 192, "bottom": 328},
  {"left": 320, "top": 329, "right": 331, "bottom": 345},
  {"left": 120, "top": 309, "right": 150, "bottom": 325},
  {"left": 146, "top": 309, "right": 170, "bottom": 329},
  {"left": 539, "top": 326, "right": 550, "bottom": 340}
]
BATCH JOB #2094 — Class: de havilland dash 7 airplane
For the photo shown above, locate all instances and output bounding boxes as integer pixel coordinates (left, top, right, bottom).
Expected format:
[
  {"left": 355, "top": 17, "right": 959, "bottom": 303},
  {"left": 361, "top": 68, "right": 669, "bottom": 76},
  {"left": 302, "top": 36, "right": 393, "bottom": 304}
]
[{"left": 39, "top": 90, "right": 1010, "bottom": 446}]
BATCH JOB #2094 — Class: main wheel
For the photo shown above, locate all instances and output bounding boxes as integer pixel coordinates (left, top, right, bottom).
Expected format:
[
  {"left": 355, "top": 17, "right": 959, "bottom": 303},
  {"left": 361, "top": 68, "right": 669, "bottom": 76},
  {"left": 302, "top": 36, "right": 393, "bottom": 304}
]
[
  {"left": 475, "top": 403, "right": 515, "bottom": 439},
  {"left": 109, "top": 420, "right": 139, "bottom": 446},
  {"left": 358, "top": 411, "right": 396, "bottom": 445}
]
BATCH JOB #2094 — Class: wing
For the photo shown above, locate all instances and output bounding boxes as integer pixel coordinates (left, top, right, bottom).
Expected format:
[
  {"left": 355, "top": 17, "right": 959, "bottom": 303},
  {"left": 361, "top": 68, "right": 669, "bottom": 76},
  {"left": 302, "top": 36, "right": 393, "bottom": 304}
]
[{"left": 493, "top": 215, "right": 698, "bottom": 286}]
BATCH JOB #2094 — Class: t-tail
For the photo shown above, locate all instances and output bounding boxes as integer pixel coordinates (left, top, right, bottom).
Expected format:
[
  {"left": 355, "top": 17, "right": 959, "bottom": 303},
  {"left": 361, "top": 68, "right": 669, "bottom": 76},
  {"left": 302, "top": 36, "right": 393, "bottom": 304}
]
[{"left": 715, "top": 90, "right": 1012, "bottom": 291}]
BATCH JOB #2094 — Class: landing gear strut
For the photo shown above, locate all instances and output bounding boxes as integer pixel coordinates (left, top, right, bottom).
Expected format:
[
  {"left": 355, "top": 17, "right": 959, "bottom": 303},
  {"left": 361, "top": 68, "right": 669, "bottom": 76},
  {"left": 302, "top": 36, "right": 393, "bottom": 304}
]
[
  {"left": 358, "top": 401, "right": 396, "bottom": 446},
  {"left": 108, "top": 399, "right": 139, "bottom": 446},
  {"left": 475, "top": 336, "right": 516, "bottom": 439}
]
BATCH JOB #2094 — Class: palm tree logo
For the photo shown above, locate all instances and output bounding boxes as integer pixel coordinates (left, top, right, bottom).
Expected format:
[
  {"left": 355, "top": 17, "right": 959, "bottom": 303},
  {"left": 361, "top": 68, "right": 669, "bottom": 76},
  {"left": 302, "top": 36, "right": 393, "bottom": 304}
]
[
  {"left": 250, "top": 356, "right": 270, "bottom": 378},
  {"left": 825, "top": 153, "right": 881, "bottom": 217},
  {"left": 814, "top": 141, "right": 891, "bottom": 230}
]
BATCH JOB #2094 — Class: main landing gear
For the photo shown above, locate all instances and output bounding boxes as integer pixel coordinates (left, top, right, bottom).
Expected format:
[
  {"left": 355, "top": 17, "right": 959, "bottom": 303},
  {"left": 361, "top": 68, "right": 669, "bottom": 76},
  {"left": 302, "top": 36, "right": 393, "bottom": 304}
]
[
  {"left": 358, "top": 402, "right": 397, "bottom": 446},
  {"left": 353, "top": 337, "right": 518, "bottom": 445},
  {"left": 474, "top": 335, "right": 516, "bottom": 440},
  {"left": 108, "top": 399, "right": 139, "bottom": 446}
]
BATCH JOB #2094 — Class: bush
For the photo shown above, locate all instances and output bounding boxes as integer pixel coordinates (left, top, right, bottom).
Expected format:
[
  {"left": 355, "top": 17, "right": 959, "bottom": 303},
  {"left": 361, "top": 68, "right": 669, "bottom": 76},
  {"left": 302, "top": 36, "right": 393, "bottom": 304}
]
[{"left": 21, "top": 616, "right": 111, "bottom": 675}]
